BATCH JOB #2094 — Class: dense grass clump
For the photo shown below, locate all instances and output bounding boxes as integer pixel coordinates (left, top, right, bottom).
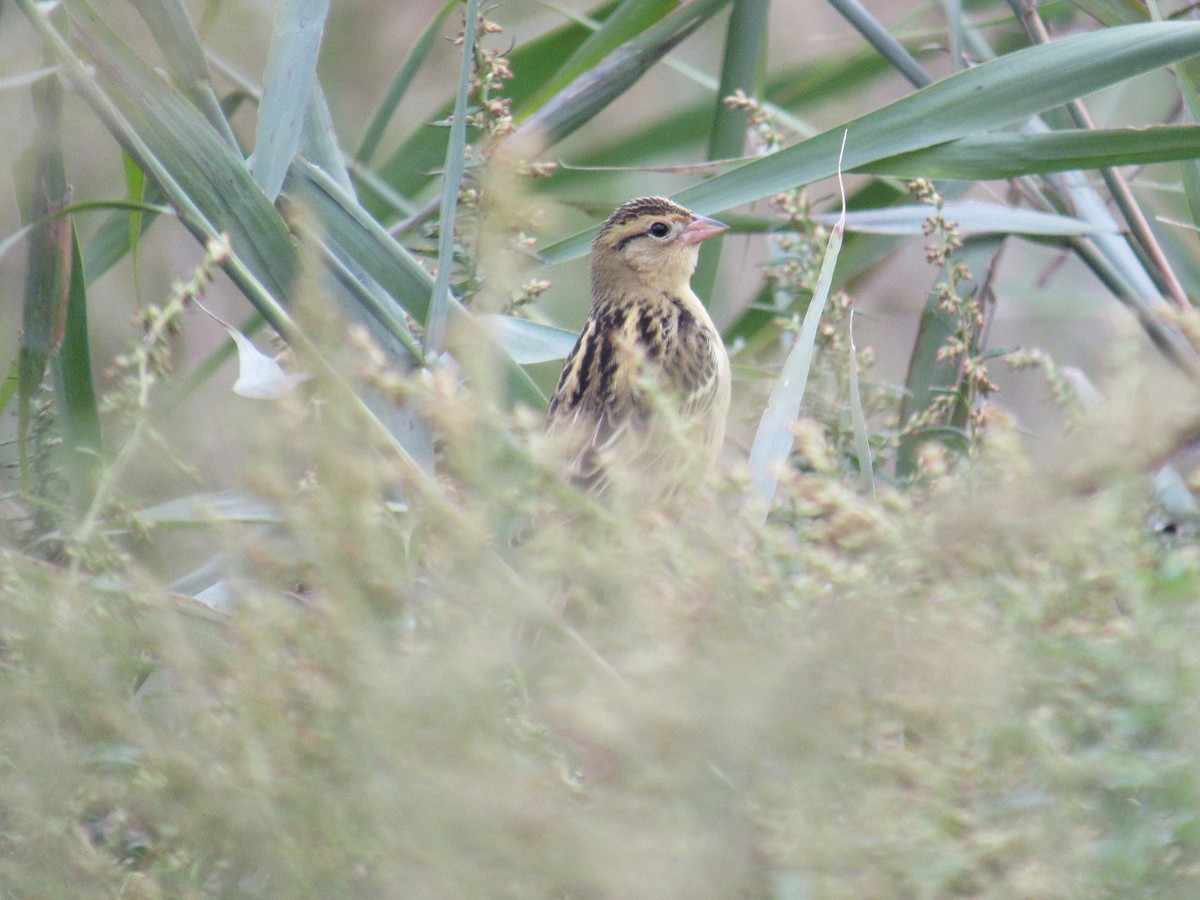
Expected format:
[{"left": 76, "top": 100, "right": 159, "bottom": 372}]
[{"left": 4, "top": 346, "right": 1200, "bottom": 896}]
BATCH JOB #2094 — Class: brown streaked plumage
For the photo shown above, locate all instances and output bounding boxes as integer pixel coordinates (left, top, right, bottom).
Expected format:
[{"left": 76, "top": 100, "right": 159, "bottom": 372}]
[{"left": 547, "top": 197, "right": 731, "bottom": 492}]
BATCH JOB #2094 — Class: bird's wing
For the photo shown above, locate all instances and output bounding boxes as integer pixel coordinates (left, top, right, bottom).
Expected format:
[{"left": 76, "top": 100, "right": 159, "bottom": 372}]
[{"left": 546, "top": 327, "right": 649, "bottom": 491}]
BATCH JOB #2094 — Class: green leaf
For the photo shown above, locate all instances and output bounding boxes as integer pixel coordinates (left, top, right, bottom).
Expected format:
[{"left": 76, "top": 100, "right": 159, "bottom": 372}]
[
  {"left": 896, "top": 238, "right": 1003, "bottom": 478},
  {"left": 50, "top": 224, "right": 102, "bottom": 514},
  {"left": 17, "top": 61, "right": 71, "bottom": 486},
  {"left": 283, "top": 160, "right": 433, "bottom": 319},
  {"left": 356, "top": 0, "right": 456, "bottom": 165},
  {"left": 481, "top": 315, "right": 579, "bottom": 365},
  {"left": 254, "top": 0, "right": 331, "bottom": 200},
  {"left": 59, "top": 0, "right": 301, "bottom": 308},
  {"left": 864, "top": 125, "right": 1200, "bottom": 180},
  {"left": 676, "top": 22, "right": 1200, "bottom": 215},
  {"left": 516, "top": 0, "right": 678, "bottom": 120},
  {"left": 824, "top": 201, "right": 1113, "bottom": 236},
  {"left": 282, "top": 161, "right": 546, "bottom": 409},
  {"left": 541, "top": 22, "right": 1200, "bottom": 265},
  {"left": 427, "top": 0, "right": 480, "bottom": 354},
  {"left": 127, "top": 0, "right": 238, "bottom": 145},
  {"left": 747, "top": 216, "right": 845, "bottom": 519},
  {"left": 510, "top": 0, "right": 732, "bottom": 148}
]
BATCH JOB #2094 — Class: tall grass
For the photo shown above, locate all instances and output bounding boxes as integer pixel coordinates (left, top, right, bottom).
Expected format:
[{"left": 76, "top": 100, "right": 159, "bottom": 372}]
[{"left": 4, "top": 0, "right": 1200, "bottom": 895}]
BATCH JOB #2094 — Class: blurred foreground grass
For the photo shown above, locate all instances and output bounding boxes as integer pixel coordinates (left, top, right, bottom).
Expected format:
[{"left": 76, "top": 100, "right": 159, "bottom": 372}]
[{"left": 4, "top": 335, "right": 1200, "bottom": 897}]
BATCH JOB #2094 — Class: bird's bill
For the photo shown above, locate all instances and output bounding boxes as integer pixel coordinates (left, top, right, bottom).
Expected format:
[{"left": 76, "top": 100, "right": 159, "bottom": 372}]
[{"left": 679, "top": 214, "right": 729, "bottom": 245}]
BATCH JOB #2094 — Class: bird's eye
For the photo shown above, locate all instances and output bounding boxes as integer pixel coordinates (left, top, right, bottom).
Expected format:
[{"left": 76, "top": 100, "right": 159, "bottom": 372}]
[{"left": 648, "top": 221, "right": 671, "bottom": 238}]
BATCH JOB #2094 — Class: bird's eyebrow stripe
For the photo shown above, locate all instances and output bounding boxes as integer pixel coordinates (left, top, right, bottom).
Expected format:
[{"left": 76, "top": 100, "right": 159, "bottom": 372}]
[{"left": 612, "top": 218, "right": 682, "bottom": 251}]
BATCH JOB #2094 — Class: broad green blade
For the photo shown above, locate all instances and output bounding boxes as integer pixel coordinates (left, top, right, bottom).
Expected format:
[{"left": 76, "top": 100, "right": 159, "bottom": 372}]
[
  {"left": 127, "top": 0, "right": 237, "bottom": 145},
  {"left": 516, "top": 0, "right": 677, "bottom": 120},
  {"left": 510, "top": 0, "right": 732, "bottom": 147},
  {"left": 284, "top": 159, "right": 433, "bottom": 318},
  {"left": 426, "top": 0, "right": 479, "bottom": 354},
  {"left": 747, "top": 219, "right": 845, "bottom": 519},
  {"left": 17, "top": 63, "right": 71, "bottom": 486},
  {"left": 283, "top": 161, "right": 546, "bottom": 410},
  {"left": 356, "top": 0, "right": 456, "bottom": 165},
  {"left": 541, "top": 23, "right": 1200, "bottom": 264},
  {"left": 693, "top": 0, "right": 770, "bottom": 308},
  {"left": 678, "top": 23, "right": 1200, "bottom": 214},
  {"left": 372, "top": 9, "right": 614, "bottom": 205},
  {"left": 254, "top": 0, "right": 331, "bottom": 200},
  {"left": 826, "top": 201, "right": 1113, "bottom": 236},
  {"left": 864, "top": 125, "right": 1200, "bottom": 180},
  {"left": 481, "top": 315, "right": 579, "bottom": 365},
  {"left": 50, "top": 224, "right": 102, "bottom": 515},
  {"left": 62, "top": 0, "right": 300, "bottom": 305}
]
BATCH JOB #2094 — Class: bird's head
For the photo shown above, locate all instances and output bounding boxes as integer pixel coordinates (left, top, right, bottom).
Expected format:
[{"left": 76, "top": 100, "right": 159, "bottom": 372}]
[{"left": 590, "top": 197, "right": 728, "bottom": 295}]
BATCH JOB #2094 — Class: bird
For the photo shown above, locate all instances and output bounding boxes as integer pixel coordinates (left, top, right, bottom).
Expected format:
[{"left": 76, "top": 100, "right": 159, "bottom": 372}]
[{"left": 546, "top": 196, "right": 731, "bottom": 495}]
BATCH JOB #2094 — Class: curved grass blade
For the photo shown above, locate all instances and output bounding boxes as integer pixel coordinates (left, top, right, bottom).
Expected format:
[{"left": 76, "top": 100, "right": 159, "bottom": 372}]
[
  {"left": 128, "top": 0, "right": 238, "bottom": 146},
  {"left": 50, "top": 225, "right": 102, "bottom": 514},
  {"left": 847, "top": 309, "right": 873, "bottom": 497},
  {"left": 356, "top": 0, "right": 456, "bottom": 165},
  {"left": 426, "top": 0, "right": 479, "bottom": 354},
  {"left": 541, "top": 22, "right": 1200, "bottom": 264},
  {"left": 371, "top": 10, "right": 610, "bottom": 206},
  {"left": 747, "top": 215, "right": 844, "bottom": 518},
  {"left": 823, "top": 201, "right": 1114, "bottom": 236},
  {"left": 17, "top": 62, "right": 71, "bottom": 489},
  {"left": 481, "top": 315, "right": 579, "bottom": 365},
  {"left": 510, "top": 0, "right": 732, "bottom": 147},
  {"left": 747, "top": 136, "right": 848, "bottom": 520},
  {"left": 516, "top": 0, "right": 676, "bottom": 120},
  {"left": 254, "top": 0, "right": 331, "bottom": 200},
  {"left": 52, "top": 0, "right": 300, "bottom": 307},
  {"left": 864, "top": 125, "right": 1200, "bottom": 179},
  {"left": 283, "top": 161, "right": 545, "bottom": 408},
  {"left": 692, "top": 0, "right": 770, "bottom": 308}
]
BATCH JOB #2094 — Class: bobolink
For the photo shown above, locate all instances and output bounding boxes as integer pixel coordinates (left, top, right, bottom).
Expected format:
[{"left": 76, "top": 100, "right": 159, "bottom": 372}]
[{"left": 547, "top": 197, "right": 731, "bottom": 493}]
